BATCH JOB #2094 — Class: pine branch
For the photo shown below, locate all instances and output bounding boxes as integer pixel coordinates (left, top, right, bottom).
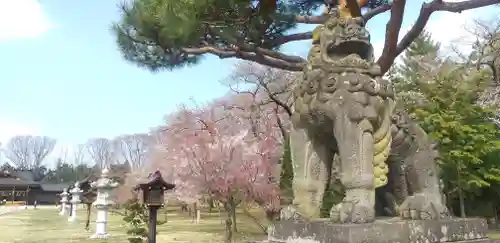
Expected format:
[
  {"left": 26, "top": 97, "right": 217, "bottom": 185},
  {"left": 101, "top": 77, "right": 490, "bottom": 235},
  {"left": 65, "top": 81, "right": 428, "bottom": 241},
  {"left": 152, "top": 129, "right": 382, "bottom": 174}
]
[
  {"left": 267, "top": 31, "right": 313, "bottom": 47},
  {"left": 377, "top": 0, "right": 407, "bottom": 75},
  {"left": 364, "top": 4, "right": 392, "bottom": 21},
  {"left": 183, "top": 45, "right": 306, "bottom": 71}
]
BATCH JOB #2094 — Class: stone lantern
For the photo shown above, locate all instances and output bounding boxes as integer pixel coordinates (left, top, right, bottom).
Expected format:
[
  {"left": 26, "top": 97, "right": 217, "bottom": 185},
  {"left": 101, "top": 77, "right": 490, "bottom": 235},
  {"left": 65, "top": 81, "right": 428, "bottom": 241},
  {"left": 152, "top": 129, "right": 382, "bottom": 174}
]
[
  {"left": 90, "top": 167, "right": 119, "bottom": 239},
  {"left": 68, "top": 181, "right": 83, "bottom": 222},
  {"left": 135, "top": 170, "right": 175, "bottom": 243},
  {"left": 59, "top": 188, "right": 69, "bottom": 216}
]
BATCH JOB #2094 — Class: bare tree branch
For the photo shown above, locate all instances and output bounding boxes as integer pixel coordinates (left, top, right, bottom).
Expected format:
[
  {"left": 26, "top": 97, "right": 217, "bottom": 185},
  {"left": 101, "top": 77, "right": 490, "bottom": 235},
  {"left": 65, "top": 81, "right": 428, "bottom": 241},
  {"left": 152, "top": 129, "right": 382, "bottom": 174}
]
[
  {"left": 227, "top": 62, "right": 296, "bottom": 117},
  {"left": 86, "top": 138, "right": 114, "bottom": 170},
  {"left": 185, "top": 46, "right": 307, "bottom": 71},
  {"left": 294, "top": 15, "right": 327, "bottom": 24},
  {"left": 273, "top": 105, "right": 288, "bottom": 140},
  {"left": 377, "top": 0, "right": 500, "bottom": 74},
  {"left": 2, "top": 135, "right": 56, "bottom": 170},
  {"left": 73, "top": 144, "right": 86, "bottom": 166},
  {"left": 58, "top": 147, "right": 69, "bottom": 164},
  {"left": 267, "top": 6, "right": 393, "bottom": 48},
  {"left": 224, "top": 62, "right": 295, "bottom": 141},
  {"left": 114, "top": 133, "right": 152, "bottom": 172},
  {"left": 364, "top": 4, "right": 392, "bottom": 22},
  {"left": 471, "top": 18, "right": 500, "bottom": 84},
  {"left": 377, "top": 0, "right": 406, "bottom": 74}
]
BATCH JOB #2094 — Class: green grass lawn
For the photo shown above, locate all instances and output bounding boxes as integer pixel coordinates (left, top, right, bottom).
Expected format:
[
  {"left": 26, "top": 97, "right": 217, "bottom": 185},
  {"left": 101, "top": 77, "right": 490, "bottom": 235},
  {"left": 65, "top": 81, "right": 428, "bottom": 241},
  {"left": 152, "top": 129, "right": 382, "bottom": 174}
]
[
  {"left": 489, "top": 232, "right": 500, "bottom": 239},
  {"left": 0, "top": 207, "right": 268, "bottom": 243},
  {"left": 5, "top": 207, "right": 499, "bottom": 242}
]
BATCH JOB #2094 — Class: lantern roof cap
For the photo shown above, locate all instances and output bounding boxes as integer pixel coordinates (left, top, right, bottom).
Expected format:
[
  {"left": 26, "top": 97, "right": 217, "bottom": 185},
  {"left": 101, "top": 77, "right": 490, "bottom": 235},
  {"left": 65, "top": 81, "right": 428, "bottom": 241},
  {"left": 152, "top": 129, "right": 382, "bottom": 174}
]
[{"left": 134, "top": 170, "right": 175, "bottom": 191}]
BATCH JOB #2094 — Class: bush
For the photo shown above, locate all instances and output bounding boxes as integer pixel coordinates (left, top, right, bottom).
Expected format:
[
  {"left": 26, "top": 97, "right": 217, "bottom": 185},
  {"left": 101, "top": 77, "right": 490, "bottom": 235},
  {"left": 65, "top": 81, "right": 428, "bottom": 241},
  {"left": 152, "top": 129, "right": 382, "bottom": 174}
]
[{"left": 122, "top": 197, "right": 166, "bottom": 243}]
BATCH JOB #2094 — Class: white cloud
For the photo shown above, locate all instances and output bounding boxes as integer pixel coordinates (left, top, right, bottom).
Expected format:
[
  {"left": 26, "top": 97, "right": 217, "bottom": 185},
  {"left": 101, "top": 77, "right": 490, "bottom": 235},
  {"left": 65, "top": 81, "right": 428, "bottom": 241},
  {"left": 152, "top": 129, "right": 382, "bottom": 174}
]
[
  {"left": 426, "top": 11, "right": 477, "bottom": 55},
  {"left": 0, "top": 0, "right": 53, "bottom": 41}
]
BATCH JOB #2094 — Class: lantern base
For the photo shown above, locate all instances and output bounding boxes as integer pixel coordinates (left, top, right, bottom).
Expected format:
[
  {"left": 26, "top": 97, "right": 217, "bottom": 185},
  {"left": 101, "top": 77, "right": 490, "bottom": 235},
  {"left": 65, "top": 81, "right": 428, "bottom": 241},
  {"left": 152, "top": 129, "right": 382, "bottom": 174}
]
[{"left": 90, "top": 233, "right": 111, "bottom": 239}]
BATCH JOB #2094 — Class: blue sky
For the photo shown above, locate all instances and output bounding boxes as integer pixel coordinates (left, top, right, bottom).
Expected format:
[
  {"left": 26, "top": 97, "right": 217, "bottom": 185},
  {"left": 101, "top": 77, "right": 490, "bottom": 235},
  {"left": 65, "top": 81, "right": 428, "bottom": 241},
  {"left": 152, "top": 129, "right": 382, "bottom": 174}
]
[{"left": 0, "top": 0, "right": 497, "bottom": 152}]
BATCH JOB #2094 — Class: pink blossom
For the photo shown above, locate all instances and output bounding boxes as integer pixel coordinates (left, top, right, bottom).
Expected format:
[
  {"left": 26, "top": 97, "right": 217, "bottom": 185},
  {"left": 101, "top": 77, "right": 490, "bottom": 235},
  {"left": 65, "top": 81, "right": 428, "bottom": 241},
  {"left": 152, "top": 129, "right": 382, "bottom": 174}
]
[{"left": 145, "top": 101, "right": 282, "bottom": 207}]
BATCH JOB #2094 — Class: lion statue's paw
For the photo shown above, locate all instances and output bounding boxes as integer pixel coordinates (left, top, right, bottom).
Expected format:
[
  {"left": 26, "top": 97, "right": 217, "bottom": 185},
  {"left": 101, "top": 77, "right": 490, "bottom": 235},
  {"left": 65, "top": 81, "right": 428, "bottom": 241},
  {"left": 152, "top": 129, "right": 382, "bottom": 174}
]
[{"left": 330, "top": 200, "right": 375, "bottom": 224}]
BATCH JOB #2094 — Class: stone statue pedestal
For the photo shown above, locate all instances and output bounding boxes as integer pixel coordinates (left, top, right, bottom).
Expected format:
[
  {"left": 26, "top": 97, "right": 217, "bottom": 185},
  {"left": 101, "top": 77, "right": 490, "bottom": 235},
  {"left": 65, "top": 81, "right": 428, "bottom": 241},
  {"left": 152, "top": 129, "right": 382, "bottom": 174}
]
[
  {"left": 268, "top": 218, "right": 494, "bottom": 243},
  {"left": 89, "top": 205, "right": 111, "bottom": 239}
]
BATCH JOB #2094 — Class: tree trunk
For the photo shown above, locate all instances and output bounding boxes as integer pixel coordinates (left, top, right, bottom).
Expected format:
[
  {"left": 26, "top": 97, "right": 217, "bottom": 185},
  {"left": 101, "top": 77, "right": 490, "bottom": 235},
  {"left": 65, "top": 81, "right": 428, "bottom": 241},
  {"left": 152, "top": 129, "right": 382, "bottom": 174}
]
[
  {"left": 192, "top": 202, "right": 199, "bottom": 224},
  {"left": 458, "top": 190, "right": 466, "bottom": 218},
  {"left": 224, "top": 202, "right": 234, "bottom": 243},
  {"left": 230, "top": 198, "right": 237, "bottom": 233},
  {"left": 181, "top": 203, "right": 188, "bottom": 213},
  {"left": 208, "top": 198, "right": 214, "bottom": 213},
  {"left": 85, "top": 203, "right": 91, "bottom": 231},
  {"left": 457, "top": 169, "right": 466, "bottom": 218},
  {"left": 218, "top": 201, "right": 224, "bottom": 225},
  {"left": 494, "top": 205, "right": 500, "bottom": 227}
]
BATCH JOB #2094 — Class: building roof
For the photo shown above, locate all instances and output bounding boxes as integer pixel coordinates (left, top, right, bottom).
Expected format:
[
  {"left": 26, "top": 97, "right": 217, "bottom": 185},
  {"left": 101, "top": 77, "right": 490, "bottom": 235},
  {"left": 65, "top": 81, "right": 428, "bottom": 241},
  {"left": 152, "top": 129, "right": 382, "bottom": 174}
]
[
  {"left": 0, "top": 170, "right": 69, "bottom": 190},
  {"left": 0, "top": 177, "right": 40, "bottom": 187},
  {"left": 40, "top": 184, "right": 68, "bottom": 192},
  {"left": 12, "top": 170, "right": 35, "bottom": 182}
]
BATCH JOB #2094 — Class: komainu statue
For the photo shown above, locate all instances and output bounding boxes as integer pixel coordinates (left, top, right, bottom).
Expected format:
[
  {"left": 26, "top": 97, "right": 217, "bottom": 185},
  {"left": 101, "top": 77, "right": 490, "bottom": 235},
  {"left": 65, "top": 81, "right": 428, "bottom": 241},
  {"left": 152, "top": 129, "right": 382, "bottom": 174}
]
[{"left": 281, "top": 15, "right": 450, "bottom": 224}]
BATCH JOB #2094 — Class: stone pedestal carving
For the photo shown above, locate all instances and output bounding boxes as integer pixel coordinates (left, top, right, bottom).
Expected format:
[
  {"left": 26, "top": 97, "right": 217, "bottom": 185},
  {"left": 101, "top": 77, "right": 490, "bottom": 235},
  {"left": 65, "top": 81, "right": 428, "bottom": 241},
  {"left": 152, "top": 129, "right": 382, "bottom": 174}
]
[
  {"left": 269, "top": 218, "right": 494, "bottom": 243},
  {"left": 68, "top": 182, "right": 82, "bottom": 222},
  {"left": 59, "top": 188, "right": 69, "bottom": 216},
  {"left": 90, "top": 168, "right": 118, "bottom": 239}
]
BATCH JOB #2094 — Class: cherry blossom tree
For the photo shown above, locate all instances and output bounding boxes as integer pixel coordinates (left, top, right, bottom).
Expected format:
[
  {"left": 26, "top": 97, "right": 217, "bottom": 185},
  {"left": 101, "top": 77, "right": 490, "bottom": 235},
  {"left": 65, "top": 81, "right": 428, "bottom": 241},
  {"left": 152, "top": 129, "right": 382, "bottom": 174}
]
[
  {"left": 225, "top": 64, "right": 297, "bottom": 211},
  {"left": 150, "top": 103, "right": 281, "bottom": 242}
]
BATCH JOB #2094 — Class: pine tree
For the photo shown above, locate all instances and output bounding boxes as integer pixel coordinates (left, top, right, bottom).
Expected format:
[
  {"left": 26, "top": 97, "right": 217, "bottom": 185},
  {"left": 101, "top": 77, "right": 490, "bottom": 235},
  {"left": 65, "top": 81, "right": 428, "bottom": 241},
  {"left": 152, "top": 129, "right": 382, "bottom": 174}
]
[
  {"left": 123, "top": 197, "right": 166, "bottom": 243},
  {"left": 392, "top": 29, "right": 441, "bottom": 108},
  {"left": 279, "top": 136, "right": 294, "bottom": 205},
  {"left": 123, "top": 197, "right": 149, "bottom": 243},
  {"left": 112, "top": 0, "right": 322, "bottom": 71},
  {"left": 396, "top": 30, "right": 441, "bottom": 84},
  {"left": 111, "top": 1, "right": 498, "bottom": 73}
]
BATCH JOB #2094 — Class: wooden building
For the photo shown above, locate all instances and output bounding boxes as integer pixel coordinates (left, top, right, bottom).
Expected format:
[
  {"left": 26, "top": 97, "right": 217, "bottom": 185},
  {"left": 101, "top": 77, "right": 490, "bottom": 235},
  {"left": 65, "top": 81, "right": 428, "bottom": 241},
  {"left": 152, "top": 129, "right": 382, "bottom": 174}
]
[{"left": 0, "top": 169, "right": 68, "bottom": 205}]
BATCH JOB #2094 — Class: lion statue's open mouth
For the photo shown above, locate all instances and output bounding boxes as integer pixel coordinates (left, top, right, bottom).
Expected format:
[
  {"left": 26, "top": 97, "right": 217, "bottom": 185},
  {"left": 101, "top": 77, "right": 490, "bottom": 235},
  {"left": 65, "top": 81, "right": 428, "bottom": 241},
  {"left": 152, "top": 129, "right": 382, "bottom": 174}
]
[
  {"left": 327, "top": 40, "right": 373, "bottom": 61},
  {"left": 317, "top": 17, "right": 375, "bottom": 67}
]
